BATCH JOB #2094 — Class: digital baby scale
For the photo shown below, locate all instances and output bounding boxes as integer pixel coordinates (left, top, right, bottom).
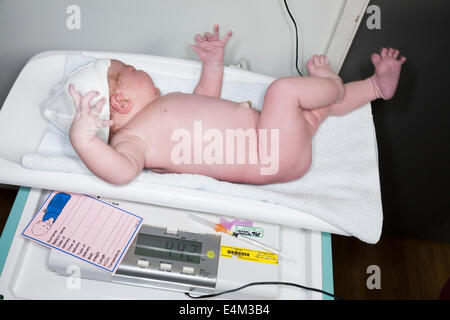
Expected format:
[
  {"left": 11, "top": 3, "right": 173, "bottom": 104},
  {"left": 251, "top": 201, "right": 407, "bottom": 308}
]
[
  {"left": 47, "top": 193, "right": 281, "bottom": 298},
  {"left": 0, "top": 188, "right": 326, "bottom": 300}
]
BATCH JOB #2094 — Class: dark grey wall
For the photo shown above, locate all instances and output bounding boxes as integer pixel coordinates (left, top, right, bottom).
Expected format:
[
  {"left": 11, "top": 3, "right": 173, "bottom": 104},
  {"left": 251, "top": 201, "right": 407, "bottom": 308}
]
[{"left": 340, "top": 0, "right": 450, "bottom": 242}]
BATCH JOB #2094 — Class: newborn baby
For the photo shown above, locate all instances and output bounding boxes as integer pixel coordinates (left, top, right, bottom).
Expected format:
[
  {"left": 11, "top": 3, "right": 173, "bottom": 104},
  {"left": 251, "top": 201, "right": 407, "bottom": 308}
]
[{"left": 68, "top": 25, "right": 406, "bottom": 185}]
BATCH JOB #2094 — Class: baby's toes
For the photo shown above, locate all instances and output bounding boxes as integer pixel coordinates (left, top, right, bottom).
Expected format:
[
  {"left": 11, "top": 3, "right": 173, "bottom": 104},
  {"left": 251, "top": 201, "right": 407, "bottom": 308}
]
[
  {"left": 318, "top": 55, "right": 323, "bottom": 64},
  {"left": 313, "top": 55, "right": 322, "bottom": 66},
  {"left": 306, "top": 58, "right": 317, "bottom": 74},
  {"left": 393, "top": 49, "right": 400, "bottom": 59}
]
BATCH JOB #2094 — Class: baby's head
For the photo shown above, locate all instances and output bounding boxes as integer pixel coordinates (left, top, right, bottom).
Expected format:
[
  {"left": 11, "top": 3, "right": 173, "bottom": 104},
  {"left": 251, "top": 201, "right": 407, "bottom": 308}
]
[
  {"left": 107, "top": 60, "right": 161, "bottom": 135},
  {"left": 43, "top": 58, "right": 161, "bottom": 143}
]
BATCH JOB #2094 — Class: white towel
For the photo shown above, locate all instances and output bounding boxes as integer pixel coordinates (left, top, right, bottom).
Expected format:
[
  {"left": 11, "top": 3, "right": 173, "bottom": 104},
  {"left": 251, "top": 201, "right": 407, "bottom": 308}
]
[{"left": 22, "top": 54, "right": 383, "bottom": 243}]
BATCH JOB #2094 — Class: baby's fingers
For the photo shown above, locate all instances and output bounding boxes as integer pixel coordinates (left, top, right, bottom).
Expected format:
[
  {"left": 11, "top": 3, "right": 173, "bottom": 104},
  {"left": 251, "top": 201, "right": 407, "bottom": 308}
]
[
  {"left": 194, "top": 34, "right": 202, "bottom": 43},
  {"left": 190, "top": 45, "right": 200, "bottom": 54},
  {"left": 68, "top": 84, "right": 82, "bottom": 110},
  {"left": 212, "top": 24, "right": 219, "bottom": 41},
  {"left": 221, "top": 30, "right": 233, "bottom": 43},
  {"left": 103, "top": 120, "right": 114, "bottom": 127},
  {"left": 92, "top": 97, "right": 106, "bottom": 115},
  {"left": 203, "top": 32, "right": 212, "bottom": 41},
  {"left": 80, "top": 91, "right": 100, "bottom": 113},
  {"left": 97, "top": 119, "right": 114, "bottom": 128}
]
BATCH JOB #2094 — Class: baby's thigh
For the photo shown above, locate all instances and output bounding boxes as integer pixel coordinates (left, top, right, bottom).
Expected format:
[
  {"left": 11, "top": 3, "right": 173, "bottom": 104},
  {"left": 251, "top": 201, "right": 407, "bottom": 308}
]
[
  {"left": 251, "top": 143, "right": 312, "bottom": 184},
  {"left": 257, "top": 96, "right": 313, "bottom": 181},
  {"left": 272, "top": 139, "right": 312, "bottom": 183}
]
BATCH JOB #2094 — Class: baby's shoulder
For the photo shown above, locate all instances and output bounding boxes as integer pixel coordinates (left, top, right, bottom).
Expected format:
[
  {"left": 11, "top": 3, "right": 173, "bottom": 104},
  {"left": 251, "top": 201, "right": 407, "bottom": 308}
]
[{"left": 146, "top": 92, "right": 188, "bottom": 108}]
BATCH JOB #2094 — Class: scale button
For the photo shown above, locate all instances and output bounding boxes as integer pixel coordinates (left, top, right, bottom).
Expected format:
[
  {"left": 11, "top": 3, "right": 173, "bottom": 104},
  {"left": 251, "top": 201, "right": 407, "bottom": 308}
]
[
  {"left": 160, "top": 263, "right": 172, "bottom": 271},
  {"left": 182, "top": 266, "right": 195, "bottom": 275},
  {"left": 207, "top": 250, "right": 216, "bottom": 259},
  {"left": 137, "top": 260, "right": 149, "bottom": 268},
  {"left": 166, "top": 227, "right": 178, "bottom": 235}
]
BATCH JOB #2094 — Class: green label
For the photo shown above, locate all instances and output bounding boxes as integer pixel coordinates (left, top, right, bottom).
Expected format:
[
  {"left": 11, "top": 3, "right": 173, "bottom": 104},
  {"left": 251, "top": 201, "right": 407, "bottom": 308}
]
[{"left": 235, "top": 226, "right": 264, "bottom": 238}]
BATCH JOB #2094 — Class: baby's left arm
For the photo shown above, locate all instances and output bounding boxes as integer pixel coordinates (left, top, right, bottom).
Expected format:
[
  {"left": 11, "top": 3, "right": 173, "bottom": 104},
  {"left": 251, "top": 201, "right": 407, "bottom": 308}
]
[{"left": 191, "top": 24, "right": 232, "bottom": 98}]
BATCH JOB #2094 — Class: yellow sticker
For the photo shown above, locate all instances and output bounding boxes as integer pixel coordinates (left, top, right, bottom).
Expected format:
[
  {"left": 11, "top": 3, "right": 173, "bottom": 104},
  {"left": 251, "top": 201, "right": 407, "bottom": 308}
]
[{"left": 220, "top": 245, "right": 278, "bottom": 265}]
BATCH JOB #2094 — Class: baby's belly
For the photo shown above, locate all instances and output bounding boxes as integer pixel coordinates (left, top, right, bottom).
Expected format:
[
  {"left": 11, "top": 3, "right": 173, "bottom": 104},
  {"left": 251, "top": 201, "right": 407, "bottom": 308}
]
[{"left": 135, "top": 93, "right": 264, "bottom": 182}]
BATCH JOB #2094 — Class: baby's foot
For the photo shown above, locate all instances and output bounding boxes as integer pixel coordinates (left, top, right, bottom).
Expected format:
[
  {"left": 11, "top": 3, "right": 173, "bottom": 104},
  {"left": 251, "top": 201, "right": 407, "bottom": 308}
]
[
  {"left": 370, "top": 47, "right": 406, "bottom": 100},
  {"left": 307, "top": 55, "right": 345, "bottom": 103}
]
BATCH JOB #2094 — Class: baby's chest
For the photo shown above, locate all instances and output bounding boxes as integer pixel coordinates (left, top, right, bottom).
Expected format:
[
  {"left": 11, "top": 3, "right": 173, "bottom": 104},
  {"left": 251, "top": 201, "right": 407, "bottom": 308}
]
[{"left": 133, "top": 95, "right": 258, "bottom": 143}]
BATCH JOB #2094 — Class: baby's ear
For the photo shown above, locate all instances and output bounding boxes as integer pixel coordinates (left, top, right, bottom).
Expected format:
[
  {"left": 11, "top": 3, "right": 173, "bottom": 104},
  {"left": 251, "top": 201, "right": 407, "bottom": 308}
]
[{"left": 110, "top": 92, "right": 133, "bottom": 114}]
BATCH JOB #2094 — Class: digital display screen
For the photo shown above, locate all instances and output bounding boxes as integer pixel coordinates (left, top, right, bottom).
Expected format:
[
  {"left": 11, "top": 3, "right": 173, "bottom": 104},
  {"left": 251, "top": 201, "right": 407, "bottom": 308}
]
[{"left": 135, "top": 233, "right": 203, "bottom": 264}]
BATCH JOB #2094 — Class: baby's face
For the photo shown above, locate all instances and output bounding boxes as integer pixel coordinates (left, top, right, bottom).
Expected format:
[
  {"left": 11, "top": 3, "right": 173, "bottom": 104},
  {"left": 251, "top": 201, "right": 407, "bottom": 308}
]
[
  {"left": 108, "top": 59, "right": 161, "bottom": 112},
  {"left": 107, "top": 60, "right": 161, "bottom": 133}
]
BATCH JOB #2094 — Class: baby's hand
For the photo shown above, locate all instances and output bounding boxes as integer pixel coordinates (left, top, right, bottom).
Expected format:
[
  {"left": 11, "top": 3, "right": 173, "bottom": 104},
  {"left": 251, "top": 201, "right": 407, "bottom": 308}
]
[
  {"left": 191, "top": 24, "right": 232, "bottom": 65},
  {"left": 68, "top": 84, "right": 113, "bottom": 146}
]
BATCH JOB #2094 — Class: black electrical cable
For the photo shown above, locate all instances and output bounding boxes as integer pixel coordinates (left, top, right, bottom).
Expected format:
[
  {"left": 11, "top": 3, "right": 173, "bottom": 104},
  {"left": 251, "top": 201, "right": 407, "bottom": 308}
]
[
  {"left": 185, "top": 281, "right": 343, "bottom": 300},
  {"left": 283, "top": 0, "right": 303, "bottom": 76}
]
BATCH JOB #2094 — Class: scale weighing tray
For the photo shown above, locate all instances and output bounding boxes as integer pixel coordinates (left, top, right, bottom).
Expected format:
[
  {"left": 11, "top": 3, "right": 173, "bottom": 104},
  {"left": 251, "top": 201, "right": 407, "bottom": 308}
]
[{"left": 0, "top": 187, "right": 333, "bottom": 300}]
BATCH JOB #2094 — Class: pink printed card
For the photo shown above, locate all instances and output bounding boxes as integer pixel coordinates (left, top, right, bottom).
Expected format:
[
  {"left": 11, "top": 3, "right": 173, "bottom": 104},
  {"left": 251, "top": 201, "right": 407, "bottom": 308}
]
[{"left": 22, "top": 191, "right": 143, "bottom": 273}]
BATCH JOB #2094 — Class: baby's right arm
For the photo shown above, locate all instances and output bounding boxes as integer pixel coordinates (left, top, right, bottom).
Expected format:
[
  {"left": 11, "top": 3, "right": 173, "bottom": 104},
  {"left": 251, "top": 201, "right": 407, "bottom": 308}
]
[
  {"left": 72, "top": 135, "right": 146, "bottom": 185},
  {"left": 69, "top": 85, "right": 145, "bottom": 185}
]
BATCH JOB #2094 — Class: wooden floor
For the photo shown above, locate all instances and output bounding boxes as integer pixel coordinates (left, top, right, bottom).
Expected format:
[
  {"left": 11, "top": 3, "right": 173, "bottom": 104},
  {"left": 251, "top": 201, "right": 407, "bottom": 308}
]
[
  {"left": 332, "top": 234, "right": 450, "bottom": 299},
  {"left": 0, "top": 186, "right": 448, "bottom": 299}
]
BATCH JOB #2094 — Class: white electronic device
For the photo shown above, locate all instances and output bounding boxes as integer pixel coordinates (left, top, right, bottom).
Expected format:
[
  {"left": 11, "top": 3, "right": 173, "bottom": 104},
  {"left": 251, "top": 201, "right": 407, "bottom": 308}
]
[
  {"left": 0, "top": 188, "right": 323, "bottom": 300},
  {"left": 48, "top": 194, "right": 281, "bottom": 298}
]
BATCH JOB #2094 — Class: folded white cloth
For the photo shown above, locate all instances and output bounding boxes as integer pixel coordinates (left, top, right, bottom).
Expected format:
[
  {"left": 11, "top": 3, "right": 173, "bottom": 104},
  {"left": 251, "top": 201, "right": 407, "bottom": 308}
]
[
  {"left": 42, "top": 58, "right": 111, "bottom": 143},
  {"left": 22, "top": 54, "right": 383, "bottom": 243}
]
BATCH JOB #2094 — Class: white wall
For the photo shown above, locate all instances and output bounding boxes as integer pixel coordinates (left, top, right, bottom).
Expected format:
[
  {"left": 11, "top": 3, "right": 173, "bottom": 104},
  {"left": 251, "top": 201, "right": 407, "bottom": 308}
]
[{"left": 0, "top": 0, "right": 349, "bottom": 106}]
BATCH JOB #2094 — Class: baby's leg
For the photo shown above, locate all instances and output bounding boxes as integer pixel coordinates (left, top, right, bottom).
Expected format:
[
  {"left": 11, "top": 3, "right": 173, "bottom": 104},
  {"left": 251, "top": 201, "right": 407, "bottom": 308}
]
[
  {"left": 302, "top": 79, "right": 382, "bottom": 134},
  {"left": 265, "top": 56, "right": 345, "bottom": 111},
  {"left": 255, "top": 57, "right": 345, "bottom": 183},
  {"left": 255, "top": 48, "right": 406, "bottom": 183},
  {"left": 305, "top": 47, "right": 407, "bottom": 133}
]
